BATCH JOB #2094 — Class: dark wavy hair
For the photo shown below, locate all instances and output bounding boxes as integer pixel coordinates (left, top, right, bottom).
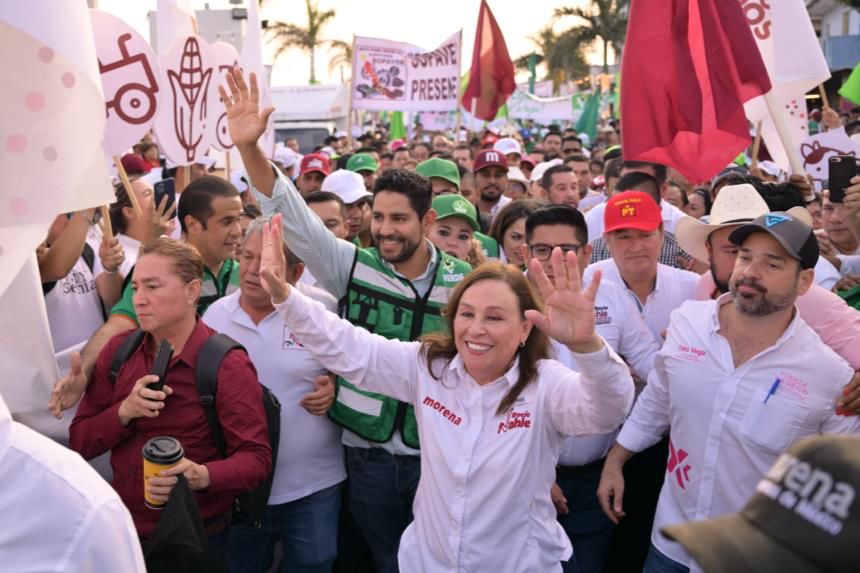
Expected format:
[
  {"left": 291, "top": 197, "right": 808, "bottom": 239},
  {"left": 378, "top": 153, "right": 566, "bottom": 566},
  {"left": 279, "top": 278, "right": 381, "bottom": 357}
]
[
  {"left": 372, "top": 168, "right": 433, "bottom": 218},
  {"left": 421, "top": 262, "right": 550, "bottom": 415}
]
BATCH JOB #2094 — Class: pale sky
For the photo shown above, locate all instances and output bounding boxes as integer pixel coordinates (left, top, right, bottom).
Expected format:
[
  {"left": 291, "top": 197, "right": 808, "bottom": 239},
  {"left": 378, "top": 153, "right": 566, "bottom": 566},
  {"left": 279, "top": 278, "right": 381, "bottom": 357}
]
[{"left": 97, "top": 0, "right": 609, "bottom": 86}]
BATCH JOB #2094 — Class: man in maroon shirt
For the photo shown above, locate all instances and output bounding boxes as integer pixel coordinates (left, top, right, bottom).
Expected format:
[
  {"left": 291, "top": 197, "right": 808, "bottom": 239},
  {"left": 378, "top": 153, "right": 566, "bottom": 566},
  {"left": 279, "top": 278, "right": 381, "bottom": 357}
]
[{"left": 70, "top": 238, "right": 271, "bottom": 540}]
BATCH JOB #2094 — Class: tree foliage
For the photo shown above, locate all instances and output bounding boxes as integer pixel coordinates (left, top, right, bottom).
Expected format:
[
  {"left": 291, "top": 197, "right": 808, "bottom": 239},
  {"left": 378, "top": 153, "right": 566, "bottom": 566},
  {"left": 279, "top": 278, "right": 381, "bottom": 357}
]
[
  {"left": 554, "top": 0, "right": 629, "bottom": 72},
  {"left": 266, "top": 0, "right": 335, "bottom": 83}
]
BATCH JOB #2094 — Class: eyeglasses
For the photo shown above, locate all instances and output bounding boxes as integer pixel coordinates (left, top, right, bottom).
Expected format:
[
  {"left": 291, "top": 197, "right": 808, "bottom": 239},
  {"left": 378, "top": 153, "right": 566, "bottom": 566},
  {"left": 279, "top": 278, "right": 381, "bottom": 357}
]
[{"left": 528, "top": 243, "right": 582, "bottom": 260}]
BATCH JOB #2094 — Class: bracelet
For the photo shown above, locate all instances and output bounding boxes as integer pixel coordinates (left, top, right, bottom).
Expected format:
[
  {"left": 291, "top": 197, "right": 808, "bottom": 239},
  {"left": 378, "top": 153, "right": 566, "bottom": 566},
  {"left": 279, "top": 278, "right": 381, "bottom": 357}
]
[
  {"left": 102, "top": 267, "right": 120, "bottom": 275},
  {"left": 80, "top": 212, "right": 95, "bottom": 226}
]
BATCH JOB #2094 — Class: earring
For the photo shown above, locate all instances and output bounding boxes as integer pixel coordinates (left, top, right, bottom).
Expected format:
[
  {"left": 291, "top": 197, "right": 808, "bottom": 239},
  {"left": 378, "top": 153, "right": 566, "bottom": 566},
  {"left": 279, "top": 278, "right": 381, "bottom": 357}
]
[{"left": 519, "top": 341, "right": 526, "bottom": 348}]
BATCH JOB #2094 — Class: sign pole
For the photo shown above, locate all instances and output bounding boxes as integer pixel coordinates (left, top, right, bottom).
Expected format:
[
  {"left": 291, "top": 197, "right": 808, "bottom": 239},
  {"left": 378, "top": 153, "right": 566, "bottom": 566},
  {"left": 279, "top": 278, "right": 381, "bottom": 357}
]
[
  {"left": 347, "top": 35, "right": 356, "bottom": 152},
  {"left": 112, "top": 154, "right": 143, "bottom": 215}
]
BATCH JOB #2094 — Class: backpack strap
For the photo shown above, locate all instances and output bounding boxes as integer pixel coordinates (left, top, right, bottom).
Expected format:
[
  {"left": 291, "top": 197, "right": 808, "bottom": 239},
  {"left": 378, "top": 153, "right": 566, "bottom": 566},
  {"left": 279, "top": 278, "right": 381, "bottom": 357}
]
[
  {"left": 109, "top": 329, "right": 146, "bottom": 383},
  {"left": 196, "top": 333, "right": 246, "bottom": 458}
]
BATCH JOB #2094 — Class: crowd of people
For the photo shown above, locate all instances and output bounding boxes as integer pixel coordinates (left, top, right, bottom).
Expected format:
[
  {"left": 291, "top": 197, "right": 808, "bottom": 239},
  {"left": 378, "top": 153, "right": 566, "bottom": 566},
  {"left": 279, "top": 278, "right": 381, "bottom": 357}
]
[{"left": 11, "top": 65, "right": 860, "bottom": 572}]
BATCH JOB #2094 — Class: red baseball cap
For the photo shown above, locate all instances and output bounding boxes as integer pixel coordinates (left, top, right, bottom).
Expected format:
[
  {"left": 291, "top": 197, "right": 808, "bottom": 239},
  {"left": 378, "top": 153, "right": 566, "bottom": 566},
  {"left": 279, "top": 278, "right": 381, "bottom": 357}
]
[
  {"left": 300, "top": 153, "right": 331, "bottom": 176},
  {"left": 604, "top": 191, "right": 663, "bottom": 233},
  {"left": 120, "top": 153, "right": 151, "bottom": 175},
  {"left": 472, "top": 149, "right": 509, "bottom": 173}
]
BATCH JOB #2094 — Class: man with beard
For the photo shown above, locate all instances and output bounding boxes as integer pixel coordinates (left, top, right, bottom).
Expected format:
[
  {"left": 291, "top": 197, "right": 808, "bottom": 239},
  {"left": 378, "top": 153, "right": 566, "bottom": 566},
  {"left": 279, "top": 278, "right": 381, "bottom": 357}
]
[
  {"left": 223, "top": 67, "right": 471, "bottom": 573},
  {"left": 473, "top": 149, "right": 511, "bottom": 221},
  {"left": 675, "top": 183, "right": 860, "bottom": 370},
  {"left": 599, "top": 210, "right": 860, "bottom": 573}
]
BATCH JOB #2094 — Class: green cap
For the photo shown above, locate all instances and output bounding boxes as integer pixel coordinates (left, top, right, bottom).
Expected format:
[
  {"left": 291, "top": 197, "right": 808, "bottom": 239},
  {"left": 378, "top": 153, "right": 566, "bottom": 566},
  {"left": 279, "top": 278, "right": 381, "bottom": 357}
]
[
  {"left": 346, "top": 153, "right": 378, "bottom": 173},
  {"left": 432, "top": 195, "right": 479, "bottom": 231},
  {"left": 417, "top": 158, "right": 460, "bottom": 187}
]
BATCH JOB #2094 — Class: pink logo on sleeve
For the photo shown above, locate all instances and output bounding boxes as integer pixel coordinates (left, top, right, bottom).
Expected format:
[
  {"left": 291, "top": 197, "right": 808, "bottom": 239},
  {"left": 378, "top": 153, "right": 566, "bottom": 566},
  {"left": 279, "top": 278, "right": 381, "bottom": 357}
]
[{"left": 668, "top": 440, "right": 692, "bottom": 489}]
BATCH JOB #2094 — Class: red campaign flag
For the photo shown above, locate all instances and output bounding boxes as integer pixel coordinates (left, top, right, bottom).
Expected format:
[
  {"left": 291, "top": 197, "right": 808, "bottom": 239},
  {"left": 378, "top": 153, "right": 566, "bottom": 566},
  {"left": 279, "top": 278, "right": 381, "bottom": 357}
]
[
  {"left": 621, "top": 0, "right": 772, "bottom": 182},
  {"left": 462, "top": 0, "right": 516, "bottom": 121}
]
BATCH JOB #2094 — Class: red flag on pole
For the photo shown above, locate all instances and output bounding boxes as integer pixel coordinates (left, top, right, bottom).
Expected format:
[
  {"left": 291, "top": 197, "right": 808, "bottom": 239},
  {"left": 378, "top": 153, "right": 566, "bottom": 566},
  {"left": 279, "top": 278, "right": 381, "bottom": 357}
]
[
  {"left": 621, "top": 0, "right": 772, "bottom": 182},
  {"left": 462, "top": 0, "right": 515, "bottom": 121}
]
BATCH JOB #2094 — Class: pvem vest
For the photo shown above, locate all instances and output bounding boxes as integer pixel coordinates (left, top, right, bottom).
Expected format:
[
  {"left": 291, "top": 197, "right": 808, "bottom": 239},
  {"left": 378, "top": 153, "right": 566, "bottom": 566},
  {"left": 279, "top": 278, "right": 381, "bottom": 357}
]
[{"left": 328, "top": 246, "right": 471, "bottom": 448}]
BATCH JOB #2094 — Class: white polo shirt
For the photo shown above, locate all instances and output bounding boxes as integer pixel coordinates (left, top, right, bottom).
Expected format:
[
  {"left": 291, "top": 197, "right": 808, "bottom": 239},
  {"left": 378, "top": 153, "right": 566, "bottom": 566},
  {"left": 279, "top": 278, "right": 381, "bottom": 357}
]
[
  {"left": 553, "top": 279, "right": 659, "bottom": 466},
  {"left": 583, "top": 259, "right": 700, "bottom": 343},
  {"left": 275, "top": 287, "right": 635, "bottom": 573},
  {"left": 586, "top": 200, "right": 686, "bottom": 243},
  {"left": 203, "top": 284, "right": 346, "bottom": 505},
  {"left": 617, "top": 295, "right": 860, "bottom": 569}
]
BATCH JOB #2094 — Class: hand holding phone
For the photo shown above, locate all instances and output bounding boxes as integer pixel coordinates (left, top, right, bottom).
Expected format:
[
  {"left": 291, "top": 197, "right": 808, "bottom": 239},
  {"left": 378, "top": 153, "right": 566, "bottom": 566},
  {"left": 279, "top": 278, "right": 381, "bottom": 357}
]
[
  {"left": 828, "top": 156, "right": 859, "bottom": 203},
  {"left": 148, "top": 340, "right": 174, "bottom": 392},
  {"left": 153, "top": 178, "right": 176, "bottom": 213}
]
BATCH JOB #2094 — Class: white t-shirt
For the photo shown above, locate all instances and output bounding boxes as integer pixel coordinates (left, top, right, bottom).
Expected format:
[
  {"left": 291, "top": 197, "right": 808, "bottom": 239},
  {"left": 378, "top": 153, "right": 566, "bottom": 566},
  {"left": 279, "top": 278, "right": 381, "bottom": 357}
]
[
  {"left": 44, "top": 238, "right": 105, "bottom": 354},
  {"left": 203, "top": 284, "right": 346, "bottom": 504}
]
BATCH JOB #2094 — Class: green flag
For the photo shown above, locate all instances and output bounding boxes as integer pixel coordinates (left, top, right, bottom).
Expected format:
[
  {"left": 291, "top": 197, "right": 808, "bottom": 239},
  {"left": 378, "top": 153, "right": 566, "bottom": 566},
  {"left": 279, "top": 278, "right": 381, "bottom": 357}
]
[
  {"left": 575, "top": 88, "right": 600, "bottom": 142},
  {"left": 839, "top": 63, "right": 860, "bottom": 105},
  {"left": 390, "top": 111, "right": 406, "bottom": 141}
]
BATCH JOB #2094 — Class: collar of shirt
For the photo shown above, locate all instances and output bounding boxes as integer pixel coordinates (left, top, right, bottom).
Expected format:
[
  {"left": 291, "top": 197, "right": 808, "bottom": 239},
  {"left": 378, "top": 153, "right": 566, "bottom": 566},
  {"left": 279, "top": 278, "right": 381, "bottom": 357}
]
[
  {"left": 381, "top": 238, "right": 438, "bottom": 283},
  {"left": 448, "top": 353, "right": 521, "bottom": 389},
  {"left": 141, "top": 318, "right": 211, "bottom": 369}
]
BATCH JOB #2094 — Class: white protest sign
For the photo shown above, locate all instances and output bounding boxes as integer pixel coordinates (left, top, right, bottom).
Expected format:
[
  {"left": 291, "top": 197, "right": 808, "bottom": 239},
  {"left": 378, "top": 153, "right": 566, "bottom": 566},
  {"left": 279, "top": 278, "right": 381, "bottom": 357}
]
[
  {"left": 352, "top": 32, "right": 461, "bottom": 112},
  {"left": 799, "top": 129, "right": 860, "bottom": 190},
  {"left": 207, "top": 40, "right": 240, "bottom": 151},
  {"left": 742, "top": 0, "right": 830, "bottom": 172},
  {"left": 506, "top": 89, "right": 577, "bottom": 123},
  {"left": 153, "top": 35, "right": 216, "bottom": 165},
  {"left": 91, "top": 10, "right": 161, "bottom": 156}
]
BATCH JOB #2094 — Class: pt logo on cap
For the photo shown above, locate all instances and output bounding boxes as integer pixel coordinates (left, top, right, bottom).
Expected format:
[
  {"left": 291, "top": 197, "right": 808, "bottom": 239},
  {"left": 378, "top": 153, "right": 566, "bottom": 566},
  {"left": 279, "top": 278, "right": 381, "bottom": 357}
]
[
  {"left": 765, "top": 213, "right": 791, "bottom": 227},
  {"left": 621, "top": 205, "right": 636, "bottom": 217},
  {"left": 453, "top": 200, "right": 469, "bottom": 214}
]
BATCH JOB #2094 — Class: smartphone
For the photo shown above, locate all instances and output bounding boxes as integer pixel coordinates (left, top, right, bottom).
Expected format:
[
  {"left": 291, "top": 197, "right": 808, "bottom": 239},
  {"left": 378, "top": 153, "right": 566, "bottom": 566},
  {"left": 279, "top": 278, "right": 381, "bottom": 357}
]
[
  {"left": 153, "top": 178, "right": 176, "bottom": 212},
  {"left": 828, "top": 156, "right": 859, "bottom": 203},
  {"left": 148, "top": 340, "right": 174, "bottom": 392}
]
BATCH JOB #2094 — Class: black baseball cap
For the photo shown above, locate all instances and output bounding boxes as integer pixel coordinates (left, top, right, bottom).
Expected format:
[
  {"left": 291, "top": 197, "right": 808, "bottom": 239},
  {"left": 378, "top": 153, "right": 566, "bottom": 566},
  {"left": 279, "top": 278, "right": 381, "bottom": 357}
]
[
  {"left": 662, "top": 435, "right": 860, "bottom": 573},
  {"left": 728, "top": 210, "right": 819, "bottom": 269}
]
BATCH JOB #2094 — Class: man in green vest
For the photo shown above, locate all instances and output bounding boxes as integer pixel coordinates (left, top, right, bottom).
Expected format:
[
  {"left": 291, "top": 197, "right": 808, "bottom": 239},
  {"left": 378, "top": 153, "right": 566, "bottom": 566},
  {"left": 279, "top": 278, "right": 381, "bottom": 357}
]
[
  {"left": 224, "top": 68, "right": 471, "bottom": 573},
  {"left": 49, "top": 176, "right": 244, "bottom": 418}
]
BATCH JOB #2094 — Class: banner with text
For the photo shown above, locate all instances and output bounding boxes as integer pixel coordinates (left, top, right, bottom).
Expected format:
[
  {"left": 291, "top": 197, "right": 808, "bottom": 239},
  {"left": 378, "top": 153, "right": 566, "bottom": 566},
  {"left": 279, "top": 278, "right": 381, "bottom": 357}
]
[{"left": 352, "top": 32, "right": 461, "bottom": 112}]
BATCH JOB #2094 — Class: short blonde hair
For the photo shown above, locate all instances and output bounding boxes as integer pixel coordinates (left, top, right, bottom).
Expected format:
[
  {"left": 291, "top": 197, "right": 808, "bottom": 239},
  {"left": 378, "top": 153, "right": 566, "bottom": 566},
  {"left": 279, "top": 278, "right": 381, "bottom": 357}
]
[{"left": 139, "top": 238, "right": 203, "bottom": 285}]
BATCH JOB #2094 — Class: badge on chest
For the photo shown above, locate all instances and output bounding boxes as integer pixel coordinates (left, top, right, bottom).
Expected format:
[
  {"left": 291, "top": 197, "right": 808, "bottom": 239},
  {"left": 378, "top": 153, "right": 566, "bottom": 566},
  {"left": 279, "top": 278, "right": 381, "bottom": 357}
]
[{"left": 282, "top": 326, "right": 306, "bottom": 350}]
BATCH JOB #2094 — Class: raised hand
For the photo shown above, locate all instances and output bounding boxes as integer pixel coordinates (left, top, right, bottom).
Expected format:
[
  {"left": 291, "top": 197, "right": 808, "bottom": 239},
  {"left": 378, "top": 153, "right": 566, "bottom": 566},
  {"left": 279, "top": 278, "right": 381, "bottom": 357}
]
[
  {"left": 524, "top": 247, "right": 603, "bottom": 353},
  {"left": 98, "top": 235, "right": 125, "bottom": 274},
  {"left": 219, "top": 66, "right": 275, "bottom": 149},
  {"left": 260, "top": 213, "right": 291, "bottom": 304}
]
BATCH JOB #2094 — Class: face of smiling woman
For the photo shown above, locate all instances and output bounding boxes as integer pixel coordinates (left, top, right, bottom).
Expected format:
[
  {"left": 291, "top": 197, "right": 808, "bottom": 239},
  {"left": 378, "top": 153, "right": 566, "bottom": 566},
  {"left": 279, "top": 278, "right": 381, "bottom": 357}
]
[{"left": 452, "top": 279, "right": 532, "bottom": 384}]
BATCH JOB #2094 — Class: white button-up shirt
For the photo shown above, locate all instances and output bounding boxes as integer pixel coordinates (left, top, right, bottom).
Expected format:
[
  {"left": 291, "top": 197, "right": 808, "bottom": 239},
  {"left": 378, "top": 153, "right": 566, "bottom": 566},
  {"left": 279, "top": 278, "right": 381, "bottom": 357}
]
[
  {"left": 202, "top": 285, "right": 347, "bottom": 504},
  {"left": 275, "top": 287, "right": 635, "bottom": 572},
  {"left": 583, "top": 259, "right": 700, "bottom": 343},
  {"left": 554, "top": 279, "right": 659, "bottom": 466},
  {"left": 0, "top": 394, "right": 145, "bottom": 572},
  {"left": 617, "top": 295, "right": 860, "bottom": 569}
]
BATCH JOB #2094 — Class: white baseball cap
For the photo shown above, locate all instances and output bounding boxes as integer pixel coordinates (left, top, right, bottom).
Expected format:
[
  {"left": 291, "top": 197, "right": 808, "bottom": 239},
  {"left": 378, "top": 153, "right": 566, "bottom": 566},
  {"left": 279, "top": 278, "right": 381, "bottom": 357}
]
[
  {"left": 274, "top": 147, "right": 297, "bottom": 170},
  {"left": 230, "top": 169, "right": 249, "bottom": 192},
  {"left": 530, "top": 158, "right": 563, "bottom": 183},
  {"left": 507, "top": 167, "right": 528, "bottom": 185},
  {"left": 334, "top": 130, "right": 348, "bottom": 139},
  {"left": 494, "top": 137, "right": 522, "bottom": 157},
  {"left": 321, "top": 170, "right": 372, "bottom": 205}
]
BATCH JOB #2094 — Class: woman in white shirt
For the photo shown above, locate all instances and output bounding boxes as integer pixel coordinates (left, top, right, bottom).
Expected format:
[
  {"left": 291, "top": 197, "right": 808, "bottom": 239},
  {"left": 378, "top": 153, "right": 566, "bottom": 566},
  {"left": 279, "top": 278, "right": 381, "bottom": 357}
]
[{"left": 259, "top": 213, "right": 635, "bottom": 572}]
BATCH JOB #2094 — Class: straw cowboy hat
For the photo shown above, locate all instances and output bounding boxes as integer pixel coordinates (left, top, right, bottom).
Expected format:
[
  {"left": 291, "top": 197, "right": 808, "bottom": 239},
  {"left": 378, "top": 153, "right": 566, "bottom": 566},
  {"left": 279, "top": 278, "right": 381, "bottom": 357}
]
[{"left": 676, "top": 183, "right": 813, "bottom": 263}]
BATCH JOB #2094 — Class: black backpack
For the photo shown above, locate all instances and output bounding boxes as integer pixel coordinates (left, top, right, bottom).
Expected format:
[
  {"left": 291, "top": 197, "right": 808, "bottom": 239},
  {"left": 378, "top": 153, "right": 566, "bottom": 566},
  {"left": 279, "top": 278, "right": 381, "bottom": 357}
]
[{"left": 109, "top": 329, "right": 281, "bottom": 527}]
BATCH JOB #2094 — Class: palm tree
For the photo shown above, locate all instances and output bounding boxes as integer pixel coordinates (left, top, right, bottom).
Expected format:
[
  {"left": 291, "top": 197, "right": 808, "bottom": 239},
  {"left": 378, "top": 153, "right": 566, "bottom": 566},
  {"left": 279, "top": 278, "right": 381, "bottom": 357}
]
[
  {"left": 554, "top": 0, "right": 629, "bottom": 73},
  {"left": 513, "top": 25, "right": 589, "bottom": 94},
  {"left": 266, "top": 0, "right": 336, "bottom": 83},
  {"left": 327, "top": 39, "right": 352, "bottom": 82}
]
